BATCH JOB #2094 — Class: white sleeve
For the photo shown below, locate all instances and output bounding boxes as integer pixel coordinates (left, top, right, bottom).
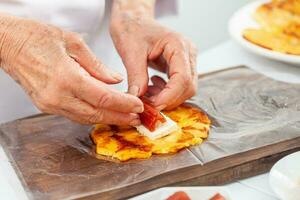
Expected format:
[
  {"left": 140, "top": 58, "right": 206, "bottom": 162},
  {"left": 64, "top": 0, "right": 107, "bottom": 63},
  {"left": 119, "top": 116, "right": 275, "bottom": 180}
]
[
  {"left": 155, "top": 0, "right": 178, "bottom": 18},
  {"left": 105, "top": 0, "right": 178, "bottom": 18}
]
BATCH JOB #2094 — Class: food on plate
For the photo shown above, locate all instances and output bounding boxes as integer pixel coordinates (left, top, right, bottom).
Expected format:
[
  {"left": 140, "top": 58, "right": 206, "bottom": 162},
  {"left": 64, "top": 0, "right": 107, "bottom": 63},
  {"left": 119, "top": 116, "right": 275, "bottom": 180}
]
[
  {"left": 209, "top": 193, "right": 226, "bottom": 200},
  {"left": 165, "top": 191, "right": 226, "bottom": 200},
  {"left": 243, "top": 29, "right": 300, "bottom": 54},
  {"left": 91, "top": 104, "right": 211, "bottom": 161},
  {"left": 243, "top": 0, "right": 300, "bottom": 55},
  {"left": 271, "top": 0, "right": 300, "bottom": 15},
  {"left": 254, "top": 1, "right": 300, "bottom": 31},
  {"left": 166, "top": 191, "right": 191, "bottom": 200}
]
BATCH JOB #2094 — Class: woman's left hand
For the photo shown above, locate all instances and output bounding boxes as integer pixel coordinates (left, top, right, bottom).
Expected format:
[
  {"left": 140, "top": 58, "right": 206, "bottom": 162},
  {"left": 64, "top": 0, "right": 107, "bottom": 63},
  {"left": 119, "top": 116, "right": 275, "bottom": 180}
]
[{"left": 110, "top": 14, "right": 198, "bottom": 111}]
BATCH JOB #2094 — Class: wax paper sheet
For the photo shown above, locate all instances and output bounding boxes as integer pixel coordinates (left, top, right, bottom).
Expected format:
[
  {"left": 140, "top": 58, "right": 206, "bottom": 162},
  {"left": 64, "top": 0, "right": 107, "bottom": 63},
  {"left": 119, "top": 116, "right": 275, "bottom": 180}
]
[
  {"left": 188, "top": 67, "right": 300, "bottom": 163},
  {"left": 0, "top": 66, "right": 300, "bottom": 199}
]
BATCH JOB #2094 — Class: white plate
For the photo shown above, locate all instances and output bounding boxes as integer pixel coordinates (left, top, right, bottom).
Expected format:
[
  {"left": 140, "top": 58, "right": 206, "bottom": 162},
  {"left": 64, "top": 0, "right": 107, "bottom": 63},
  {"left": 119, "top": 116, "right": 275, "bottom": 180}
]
[
  {"left": 269, "top": 151, "right": 300, "bottom": 200},
  {"left": 228, "top": 0, "right": 300, "bottom": 66},
  {"left": 130, "top": 186, "right": 231, "bottom": 200}
]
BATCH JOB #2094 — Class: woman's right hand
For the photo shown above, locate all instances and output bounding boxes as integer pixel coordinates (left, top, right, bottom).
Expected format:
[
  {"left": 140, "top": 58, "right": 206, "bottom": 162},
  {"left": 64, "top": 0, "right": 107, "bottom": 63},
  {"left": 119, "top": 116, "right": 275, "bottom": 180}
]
[{"left": 0, "top": 14, "right": 143, "bottom": 125}]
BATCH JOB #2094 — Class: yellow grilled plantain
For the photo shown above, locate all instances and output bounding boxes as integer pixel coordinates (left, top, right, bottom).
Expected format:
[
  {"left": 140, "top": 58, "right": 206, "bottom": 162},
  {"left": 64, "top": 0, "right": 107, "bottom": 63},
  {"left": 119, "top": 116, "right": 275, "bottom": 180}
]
[
  {"left": 243, "top": 0, "right": 300, "bottom": 55},
  {"left": 91, "top": 104, "right": 211, "bottom": 161}
]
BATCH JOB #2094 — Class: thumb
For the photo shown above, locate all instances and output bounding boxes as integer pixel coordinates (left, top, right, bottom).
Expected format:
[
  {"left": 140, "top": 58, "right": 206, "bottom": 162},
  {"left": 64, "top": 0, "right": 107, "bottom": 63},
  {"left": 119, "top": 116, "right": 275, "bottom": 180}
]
[
  {"left": 66, "top": 33, "right": 123, "bottom": 84},
  {"left": 123, "top": 53, "right": 149, "bottom": 96}
]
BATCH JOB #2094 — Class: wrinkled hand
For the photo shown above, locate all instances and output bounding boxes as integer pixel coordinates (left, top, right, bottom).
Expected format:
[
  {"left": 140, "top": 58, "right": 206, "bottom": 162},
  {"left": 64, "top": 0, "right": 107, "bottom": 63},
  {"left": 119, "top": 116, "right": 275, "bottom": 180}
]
[
  {"left": 110, "top": 16, "right": 197, "bottom": 110},
  {"left": 0, "top": 15, "right": 143, "bottom": 125}
]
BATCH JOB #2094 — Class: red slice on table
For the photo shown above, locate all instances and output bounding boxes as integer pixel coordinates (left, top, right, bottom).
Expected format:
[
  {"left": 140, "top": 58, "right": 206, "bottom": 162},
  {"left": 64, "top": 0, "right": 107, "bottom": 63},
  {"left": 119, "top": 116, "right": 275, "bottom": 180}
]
[
  {"left": 209, "top": 193, "right": 226, "bottom": 200},
  {"left": 166, "top": 191, "right": 191, "bottom": 200},
  {"left": 139, "top": 97, "right": 166, "bottom": 132}
]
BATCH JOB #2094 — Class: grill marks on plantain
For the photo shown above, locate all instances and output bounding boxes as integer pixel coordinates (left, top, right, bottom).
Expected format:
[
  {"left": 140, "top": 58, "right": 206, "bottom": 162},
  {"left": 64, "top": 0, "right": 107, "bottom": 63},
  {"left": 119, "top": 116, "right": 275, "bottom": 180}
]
[{"left": 91, "top": 104, "right": 211, "bottom": 161}]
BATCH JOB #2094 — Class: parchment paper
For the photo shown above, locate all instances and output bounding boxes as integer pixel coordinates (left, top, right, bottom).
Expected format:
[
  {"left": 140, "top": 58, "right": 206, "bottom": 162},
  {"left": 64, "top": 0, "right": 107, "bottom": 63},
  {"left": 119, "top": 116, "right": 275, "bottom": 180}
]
[
  {"left": 0, "top": 66, "right": 300, "bottom": 199},
  {"left": 188, "top": 67, "right": 300, "bottom": 163}
]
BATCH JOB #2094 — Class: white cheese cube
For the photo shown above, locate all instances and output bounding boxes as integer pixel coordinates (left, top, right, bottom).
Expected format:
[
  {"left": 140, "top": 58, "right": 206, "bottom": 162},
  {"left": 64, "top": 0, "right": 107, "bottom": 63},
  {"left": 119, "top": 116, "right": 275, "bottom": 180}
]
[{"left": 135, "top": 114, "right": 178, "bottom": 140}]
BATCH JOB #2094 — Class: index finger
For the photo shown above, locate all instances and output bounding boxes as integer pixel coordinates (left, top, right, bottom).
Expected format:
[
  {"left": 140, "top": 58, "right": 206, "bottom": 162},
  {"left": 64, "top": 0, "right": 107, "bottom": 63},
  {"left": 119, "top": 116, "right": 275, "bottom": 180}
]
[
  {"left": 70, "top": 64, "right": 144, "bottom": 113},
  {"left": 153, "top": 49, "right": 193, "bottom": 109}
]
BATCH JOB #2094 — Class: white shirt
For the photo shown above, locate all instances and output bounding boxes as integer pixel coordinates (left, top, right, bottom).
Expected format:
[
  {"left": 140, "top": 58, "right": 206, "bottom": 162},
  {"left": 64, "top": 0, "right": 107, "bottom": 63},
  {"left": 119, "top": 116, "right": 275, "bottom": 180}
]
[
  {"left": 1, "top": 0, "right": 105, "bottom": 36},
  {"left": 0, "top": 0, "right": 176, "bottom": 123}
]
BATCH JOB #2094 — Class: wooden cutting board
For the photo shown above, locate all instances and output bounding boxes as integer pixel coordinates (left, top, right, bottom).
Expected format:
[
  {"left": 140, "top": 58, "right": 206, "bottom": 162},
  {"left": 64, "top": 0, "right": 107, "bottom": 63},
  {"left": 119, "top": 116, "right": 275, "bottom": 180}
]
[{"left": 1, "top": 66, "right": 300, "bottom": 200}]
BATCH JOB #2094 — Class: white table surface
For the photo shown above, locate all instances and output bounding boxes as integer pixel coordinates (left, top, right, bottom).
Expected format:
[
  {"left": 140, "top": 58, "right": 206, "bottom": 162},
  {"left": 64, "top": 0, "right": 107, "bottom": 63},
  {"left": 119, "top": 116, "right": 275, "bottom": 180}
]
[{"left": 1, "top": 40, "right": 300, "bottom": 199}]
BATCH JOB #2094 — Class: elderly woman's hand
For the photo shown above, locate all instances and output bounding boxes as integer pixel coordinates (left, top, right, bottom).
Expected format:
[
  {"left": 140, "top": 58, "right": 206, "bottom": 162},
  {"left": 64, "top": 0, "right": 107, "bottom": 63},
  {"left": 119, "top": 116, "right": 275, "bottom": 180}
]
[
  {"left": 0, "top": 14, "right": 143, "bottom": 125},
  {"left": 110, "top": 0, "right": 198, "bottom": 111}
]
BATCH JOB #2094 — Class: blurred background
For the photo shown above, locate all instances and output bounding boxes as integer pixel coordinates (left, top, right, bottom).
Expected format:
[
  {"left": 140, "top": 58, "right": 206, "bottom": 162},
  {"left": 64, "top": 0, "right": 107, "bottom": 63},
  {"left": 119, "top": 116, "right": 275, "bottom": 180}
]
[
  {"left": 0, "top": 0, "right": 255, "bottom": 123},
  {"left": 159, "top": 0, "right": 253, "bottom": 51}
]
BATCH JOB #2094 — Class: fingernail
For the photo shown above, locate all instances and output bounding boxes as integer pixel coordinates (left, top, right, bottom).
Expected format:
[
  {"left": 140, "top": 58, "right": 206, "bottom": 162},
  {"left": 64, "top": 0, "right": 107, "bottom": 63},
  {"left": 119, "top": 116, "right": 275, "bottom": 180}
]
[
  {"left": 129, "top": 113, "right": 139, "bottom": 119},
  {"left": 156, "top": 104, "right": 167, "bottom": 111},
  {"left": 132, "top": 104, "right": 144, "bottom": 113},
  {"left": 149, "top": 96, "right": 156, "bottom": 102},
  {"left": 130, "top": 118, "right": 141, "bottom": 126},
  {"left": 110, "top": 71, "right": 123, "bottom": 81},
  {"left": 128, "top": 85, "right": 139, "bottom": 96}
]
